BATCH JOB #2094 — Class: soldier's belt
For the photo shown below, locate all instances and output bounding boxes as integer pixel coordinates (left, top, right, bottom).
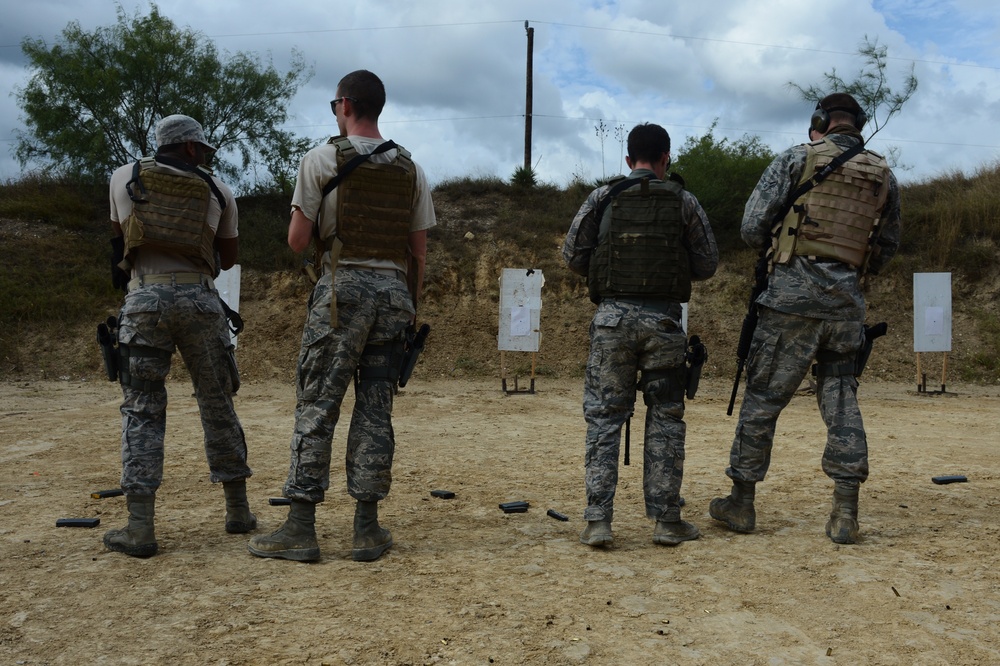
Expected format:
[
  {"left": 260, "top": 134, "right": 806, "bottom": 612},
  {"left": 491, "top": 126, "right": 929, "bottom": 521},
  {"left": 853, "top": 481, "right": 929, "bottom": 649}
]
[
  {"left": 343, "top": 266, "right": 406, "bottom": 281},
  {"left": 604, "top": 296, "right": 675, "bottom": 313},
  {"left": 128, "top": 272, "right": 215, "bottom": 290}
]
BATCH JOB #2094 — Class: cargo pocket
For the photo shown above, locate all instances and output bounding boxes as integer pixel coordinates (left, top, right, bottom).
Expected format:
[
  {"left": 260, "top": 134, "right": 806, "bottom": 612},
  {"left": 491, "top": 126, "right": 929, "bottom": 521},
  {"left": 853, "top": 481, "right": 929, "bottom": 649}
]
[
  {"left": 300, "top": 285, "right": 336, "bottom": 348},
  {"left": 118, "top": 298, "right": 170, "bottom": 390},
  {"left": 746, "top": 328, "right": 780, "bottom": 390}
]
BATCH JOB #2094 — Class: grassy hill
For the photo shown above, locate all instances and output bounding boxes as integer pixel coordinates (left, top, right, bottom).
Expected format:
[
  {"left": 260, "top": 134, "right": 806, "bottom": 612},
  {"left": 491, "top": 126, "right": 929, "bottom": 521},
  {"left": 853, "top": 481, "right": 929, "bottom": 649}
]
[{"left": 2, "top": 167, "right": 1000, "bottom": 387}]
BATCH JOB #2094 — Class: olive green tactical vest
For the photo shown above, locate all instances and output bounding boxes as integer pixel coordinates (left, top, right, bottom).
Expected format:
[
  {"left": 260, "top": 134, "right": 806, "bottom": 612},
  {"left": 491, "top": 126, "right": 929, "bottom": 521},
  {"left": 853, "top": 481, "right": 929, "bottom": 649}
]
[
  {"left": 588, "top": 176, "right": 691, "bottom": 304},
  {"left": 329, "top": 136, "right": 417, "bottom": 263},
  {"left": 120, "top": 157, "right": 218, "bottom": 273},
  {"left": 773, "top": 138, "right": 889, "bottom": 269}
]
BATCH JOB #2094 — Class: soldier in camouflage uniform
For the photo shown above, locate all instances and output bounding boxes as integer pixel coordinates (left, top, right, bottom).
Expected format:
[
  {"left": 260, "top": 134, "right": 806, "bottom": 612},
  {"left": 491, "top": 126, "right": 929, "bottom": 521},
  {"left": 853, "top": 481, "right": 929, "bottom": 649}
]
[
  {"left": 249, "top": 70, "right": 436, "bottom": 563},
  {"left": 710, "top": 93, "right": 901, "bottom": 544},
  {"left": 104, "top": 115, "right": 255, "bottom": 558},
  {"left": 563, "top": 123, "right": 718, "bottom": 548}
]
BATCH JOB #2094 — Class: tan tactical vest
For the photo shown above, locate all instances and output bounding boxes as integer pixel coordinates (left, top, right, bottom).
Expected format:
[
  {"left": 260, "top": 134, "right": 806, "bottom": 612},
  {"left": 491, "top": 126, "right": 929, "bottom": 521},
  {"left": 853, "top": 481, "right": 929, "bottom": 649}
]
[
  {"left": 588, "top": 176, "right": 691, "bottom": 304},
  {"left": 773, "top": 138, "right": 889, "bottom": 269},
  {"left": 120, "top": 157, "right": 219, "bottom": 273},
  {"left": 327, "top": 136, "right": 417, "bottom": 264}
]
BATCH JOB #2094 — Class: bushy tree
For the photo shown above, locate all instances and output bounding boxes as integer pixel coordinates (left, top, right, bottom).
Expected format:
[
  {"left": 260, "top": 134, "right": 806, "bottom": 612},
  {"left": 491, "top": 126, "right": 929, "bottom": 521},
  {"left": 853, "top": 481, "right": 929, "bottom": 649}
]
[
  {"left": 788, "top": 35, "right": 917, "bottom": 141},
  {"left": 673, "top": 123, "right": 776, "bottom": 250},
  {"left": 15, "top": 4, "right": 314, "bottom": 190}
]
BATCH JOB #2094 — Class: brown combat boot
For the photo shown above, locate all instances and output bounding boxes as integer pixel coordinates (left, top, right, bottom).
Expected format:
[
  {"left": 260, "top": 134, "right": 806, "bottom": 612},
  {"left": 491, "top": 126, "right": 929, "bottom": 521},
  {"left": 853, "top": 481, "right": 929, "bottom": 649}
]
[
  {"left": 826, "top": 484, "right": 860, "bottom": 544},
  {"left": 353, "top": 500, "right": 393, "bottom": 562},
  {"left": 579, "top": 519, "right": 613, "bottom": 547},
  {"left": 223, "top": 480, "right": 257, "bottom": 534},
  {"left": 653, "top": 519, "right": 700, "bottom": 546},
  {"left": 247, "top": 500, "right": 320, "bottom": 561},
  {"left": 103, "top": 494, "right": 158, "bottom": 558},
  {"left": 709, "top": 479, "right": 757, "bottom": 533}
]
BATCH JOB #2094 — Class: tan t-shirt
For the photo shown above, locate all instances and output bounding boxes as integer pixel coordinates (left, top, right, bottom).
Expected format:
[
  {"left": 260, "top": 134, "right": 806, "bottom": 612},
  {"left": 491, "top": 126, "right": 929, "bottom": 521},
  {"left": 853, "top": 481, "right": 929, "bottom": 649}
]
[
  {"left": 290, "top": 136, "right": 436, "bottom": 274},
  {"left": 109, "top": 160, "right": 238, "bottom": 276}
]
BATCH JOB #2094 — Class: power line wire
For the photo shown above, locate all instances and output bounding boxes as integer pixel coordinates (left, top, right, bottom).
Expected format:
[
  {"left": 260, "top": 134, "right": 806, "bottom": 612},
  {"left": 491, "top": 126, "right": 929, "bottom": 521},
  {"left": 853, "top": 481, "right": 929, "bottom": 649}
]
[{"left": 2, "top": 16, "right": 996, "bottom": 73}]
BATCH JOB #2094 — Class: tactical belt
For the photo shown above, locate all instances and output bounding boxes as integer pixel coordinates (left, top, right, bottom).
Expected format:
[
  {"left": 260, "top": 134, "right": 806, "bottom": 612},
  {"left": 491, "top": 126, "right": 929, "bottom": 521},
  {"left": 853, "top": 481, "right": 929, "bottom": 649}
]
[
  {"left": 604, "top": 296, "right": 675, "bottom": 313},
  {"left": 345, "top": 266, "right": 406, "bottom": 281},
  {"left": 128, "top": 272, "right": 215, "bottom": 291}
]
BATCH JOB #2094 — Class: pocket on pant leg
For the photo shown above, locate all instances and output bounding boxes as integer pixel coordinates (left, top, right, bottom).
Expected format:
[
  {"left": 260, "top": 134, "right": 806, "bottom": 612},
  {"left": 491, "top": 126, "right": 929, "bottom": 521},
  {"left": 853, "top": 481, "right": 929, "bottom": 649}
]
[{"left": 746, "top": 328, "right": 781, "bottom": 390}]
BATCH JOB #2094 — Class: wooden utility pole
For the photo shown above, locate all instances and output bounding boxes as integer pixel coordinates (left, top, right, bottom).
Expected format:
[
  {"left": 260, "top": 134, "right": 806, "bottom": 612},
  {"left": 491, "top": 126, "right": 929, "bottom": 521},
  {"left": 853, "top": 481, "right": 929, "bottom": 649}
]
[{"left": 524, "top": 21, "right": 534, "bottom": 171}]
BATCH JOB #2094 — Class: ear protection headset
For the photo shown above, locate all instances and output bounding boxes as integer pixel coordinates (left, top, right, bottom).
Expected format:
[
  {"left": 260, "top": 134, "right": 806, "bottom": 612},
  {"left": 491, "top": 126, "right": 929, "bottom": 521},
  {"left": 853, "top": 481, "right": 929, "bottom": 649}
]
[{"left": 810, "top": 101, "right": 868, "bottom": 133}]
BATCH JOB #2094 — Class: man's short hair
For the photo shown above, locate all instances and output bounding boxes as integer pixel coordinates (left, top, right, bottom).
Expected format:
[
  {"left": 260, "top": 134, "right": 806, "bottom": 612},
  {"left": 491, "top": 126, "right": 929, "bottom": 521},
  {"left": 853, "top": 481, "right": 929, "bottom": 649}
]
[
  {"left": 627, "top": 123, "right": 671, "bottom": 165},
  {"left": 818, "top": 92, "right": 866, "bottom": 130},
  {"left": 337, "top": 70, "right": 386, "bottom": 121}
]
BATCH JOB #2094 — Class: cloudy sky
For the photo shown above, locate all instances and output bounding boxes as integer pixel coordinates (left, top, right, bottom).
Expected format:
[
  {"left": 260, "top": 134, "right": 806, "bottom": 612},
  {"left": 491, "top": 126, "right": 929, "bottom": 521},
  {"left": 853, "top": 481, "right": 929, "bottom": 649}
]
[{"left": 1, "top": 0, "right": 998, "bottom": 191}]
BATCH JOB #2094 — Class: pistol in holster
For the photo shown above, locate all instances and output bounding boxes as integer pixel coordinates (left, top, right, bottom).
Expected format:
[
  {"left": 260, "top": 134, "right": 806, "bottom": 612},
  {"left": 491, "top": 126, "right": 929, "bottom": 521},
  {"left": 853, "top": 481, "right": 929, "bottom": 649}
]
[
  {"left": 96, "top": 316, "right": 120, "bottom": 381},
  {"left": 685, "top": 335, "right": 708, "bottom": 399}
]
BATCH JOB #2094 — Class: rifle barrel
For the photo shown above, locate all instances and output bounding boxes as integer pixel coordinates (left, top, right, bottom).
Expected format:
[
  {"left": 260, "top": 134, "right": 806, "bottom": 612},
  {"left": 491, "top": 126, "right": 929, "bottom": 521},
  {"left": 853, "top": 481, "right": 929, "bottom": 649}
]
[{"left": 727, "top": 359, "right": 745, "bottom": 416}]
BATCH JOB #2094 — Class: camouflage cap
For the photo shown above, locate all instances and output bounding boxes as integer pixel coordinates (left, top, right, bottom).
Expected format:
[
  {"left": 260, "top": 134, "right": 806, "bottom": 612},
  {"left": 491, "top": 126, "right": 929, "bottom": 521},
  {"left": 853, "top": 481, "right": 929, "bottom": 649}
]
[{"left": 155, "top": 114, "right": 216, "bottom": 151}]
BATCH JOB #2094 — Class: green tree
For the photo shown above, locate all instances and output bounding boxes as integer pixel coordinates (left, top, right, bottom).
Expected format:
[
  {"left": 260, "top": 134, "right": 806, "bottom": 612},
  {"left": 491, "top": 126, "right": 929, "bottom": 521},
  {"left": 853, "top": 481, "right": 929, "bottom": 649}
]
[
  {"left": 673, "top": 123, "right": 776, "bottom": 251},
  {"left": 787, "top": 35, "right": 917, "bottom": 141},
  {"left": 15, "top": 3, "right": 315, "bottom": 190}
]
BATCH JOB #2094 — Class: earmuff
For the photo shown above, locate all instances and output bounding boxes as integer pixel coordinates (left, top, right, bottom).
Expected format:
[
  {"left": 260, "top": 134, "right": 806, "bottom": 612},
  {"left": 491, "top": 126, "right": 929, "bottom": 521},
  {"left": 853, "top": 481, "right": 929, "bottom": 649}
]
[{"left": 810, "top": 102, "right": 868, "bottom": 133}]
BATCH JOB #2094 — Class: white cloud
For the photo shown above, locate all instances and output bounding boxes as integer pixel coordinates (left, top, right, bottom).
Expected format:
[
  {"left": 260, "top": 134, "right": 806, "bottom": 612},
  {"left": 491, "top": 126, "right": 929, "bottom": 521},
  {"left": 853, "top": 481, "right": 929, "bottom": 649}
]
[{"left": 0, "top": 0, "right": 997, "bottom": 189}]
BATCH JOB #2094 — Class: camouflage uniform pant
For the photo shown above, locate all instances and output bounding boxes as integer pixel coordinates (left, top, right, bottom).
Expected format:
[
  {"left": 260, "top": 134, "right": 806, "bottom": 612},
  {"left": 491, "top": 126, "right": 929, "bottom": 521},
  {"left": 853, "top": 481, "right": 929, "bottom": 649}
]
[
  {"left": 117, "top": 282, "right": 249, "bottom": 495},
  {"left": 729, "top": 306, "right": 867, "bottom": 487},
  {"left": 583, "top": 301, "right": 688, "bottom": 523},
  {"left": 284, "top": 269, "right": 414, "bottom": 504}
]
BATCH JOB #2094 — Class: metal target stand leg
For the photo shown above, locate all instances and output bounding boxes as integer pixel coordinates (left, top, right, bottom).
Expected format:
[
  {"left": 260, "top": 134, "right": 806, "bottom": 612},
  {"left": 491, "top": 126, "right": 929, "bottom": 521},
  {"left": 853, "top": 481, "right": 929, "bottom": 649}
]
[
  {"left": 916, "top": 351, "right": 951, "bottom": 395},
  {"left": 501, "top": 350, "right": 536, "bottom": 395}
]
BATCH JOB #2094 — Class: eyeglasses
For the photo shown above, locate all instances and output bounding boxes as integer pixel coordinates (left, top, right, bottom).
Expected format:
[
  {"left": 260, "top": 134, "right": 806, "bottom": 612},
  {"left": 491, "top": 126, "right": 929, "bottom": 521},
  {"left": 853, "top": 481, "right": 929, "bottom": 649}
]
[{"left": 330, "top": 97, "right": 357, "bottom": 114}]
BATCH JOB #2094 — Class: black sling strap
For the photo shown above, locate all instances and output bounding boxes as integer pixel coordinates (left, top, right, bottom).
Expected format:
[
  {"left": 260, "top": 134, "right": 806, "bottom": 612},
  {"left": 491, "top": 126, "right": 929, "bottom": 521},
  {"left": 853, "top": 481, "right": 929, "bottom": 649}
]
[
  {"left": 126, "top": 155, "right": 227, "bottom": 212},
  {"left": 781, "top": 140, "right": 866, "bottom": 220},
  {"left": 593, "top": 176, "right": 646, "bottom": 223},
  {"left": 320, "top": 139, "right": 398, "bottom": 199}
]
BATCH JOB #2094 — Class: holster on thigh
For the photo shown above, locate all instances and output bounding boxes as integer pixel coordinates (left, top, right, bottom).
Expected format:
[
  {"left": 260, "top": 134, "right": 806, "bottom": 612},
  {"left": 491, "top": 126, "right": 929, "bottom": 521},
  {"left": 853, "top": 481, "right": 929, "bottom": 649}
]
[
  {"left": 356, "top": 338, "right": 406, "bottom": 386},
  {"left": 639, "top": 365, "right": 686, "bottom": 405},
  {"left": 812, "top": 350, "right": 855, "bottom": 379},
  {"left": 118, "top": 343, "right": 172, "bottom": 392}
]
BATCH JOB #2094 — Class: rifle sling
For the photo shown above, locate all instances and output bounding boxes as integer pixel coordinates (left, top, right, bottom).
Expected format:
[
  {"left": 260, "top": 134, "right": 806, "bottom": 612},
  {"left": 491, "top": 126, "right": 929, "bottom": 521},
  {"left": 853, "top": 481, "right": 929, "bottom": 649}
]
[
  {"left": 777, "top": 140, "right": 866, "bottom": 222},
  {"left": 133, "top": 155, "right": 228, "bottom": 212},
  {"left": 594, "top": 176, "right": 645, "bottom": 223},
  {"left": 317, "top": 139, "right": 398, "bottom": 215},
  {"left": 312, "top": 140, "right": 399, "bottom": 325}
]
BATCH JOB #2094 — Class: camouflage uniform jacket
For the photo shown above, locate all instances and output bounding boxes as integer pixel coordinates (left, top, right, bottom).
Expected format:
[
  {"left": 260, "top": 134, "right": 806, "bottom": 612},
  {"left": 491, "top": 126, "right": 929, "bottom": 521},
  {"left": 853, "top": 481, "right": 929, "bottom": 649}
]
[
  {"left": 742, "top": 131, "right": 902, "bottom": 320},
  {"left": 562, "top": 168, "right": 719, "bottom": 299}
]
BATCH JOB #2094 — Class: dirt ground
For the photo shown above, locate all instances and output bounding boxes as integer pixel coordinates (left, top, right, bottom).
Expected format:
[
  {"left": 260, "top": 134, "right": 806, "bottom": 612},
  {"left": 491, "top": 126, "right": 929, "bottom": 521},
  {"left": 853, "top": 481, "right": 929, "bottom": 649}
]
[{"left": 2, "top": 373, "right": 999, "bottom": 665}]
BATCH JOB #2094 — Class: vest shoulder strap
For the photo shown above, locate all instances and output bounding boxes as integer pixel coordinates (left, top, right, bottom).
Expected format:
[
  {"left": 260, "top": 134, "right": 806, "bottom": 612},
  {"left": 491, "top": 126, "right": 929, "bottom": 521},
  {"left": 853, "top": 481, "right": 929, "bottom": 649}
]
[
  {"left": 784, "top": 139, "right": 866, "bottom": 217},
  {"left": 321, "top": 138, "right": 400, "bottom": 199},
  {"left": 128, "top": 155, "right": 226, "bottom": 211},
  {"left": 595, "top": 177, "right": 644, "bottom": 222}
]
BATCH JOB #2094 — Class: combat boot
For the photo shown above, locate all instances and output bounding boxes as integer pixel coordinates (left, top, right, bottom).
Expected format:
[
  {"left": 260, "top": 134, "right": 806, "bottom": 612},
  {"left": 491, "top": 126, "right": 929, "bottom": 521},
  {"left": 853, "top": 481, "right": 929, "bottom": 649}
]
[
  {"left": 709, "top": 479, "right": 757, "bottom": 533},
  {"left": 826, "top": 484, "right": 860, "bottom": 544},
  {"left": 223, "top": 479, "right": 257, "bottom": 534},
  {"left": 653, "top": 519, "right": 700, "bottom": 546},
  {"left": 353, "top": 500, "right": 393, "bottom": 562},
  {"left": 103, "top": 494, "right": 158, "bottom": 558},
  {"left": 579, "top": 519, "right": 613, "bottom": 547},
  {"left": 247, "top": 500, "right": 320, "bottom": 561}
]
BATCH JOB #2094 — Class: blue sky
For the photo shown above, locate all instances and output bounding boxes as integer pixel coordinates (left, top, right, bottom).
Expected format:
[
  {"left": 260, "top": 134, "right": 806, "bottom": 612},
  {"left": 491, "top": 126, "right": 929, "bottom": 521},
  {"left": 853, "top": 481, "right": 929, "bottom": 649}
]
[{"left": 1, "top": 0, "right": 998, "bottom": 190}]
